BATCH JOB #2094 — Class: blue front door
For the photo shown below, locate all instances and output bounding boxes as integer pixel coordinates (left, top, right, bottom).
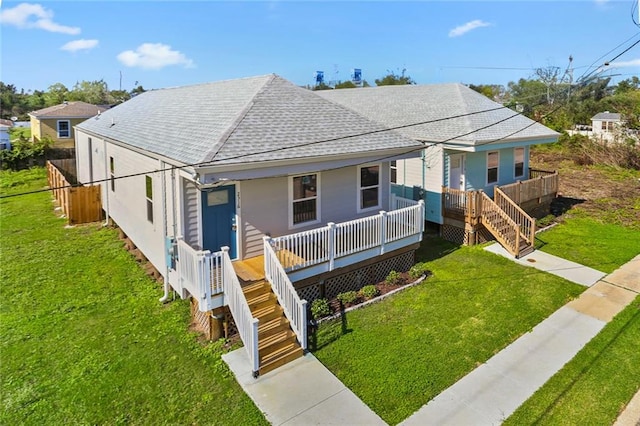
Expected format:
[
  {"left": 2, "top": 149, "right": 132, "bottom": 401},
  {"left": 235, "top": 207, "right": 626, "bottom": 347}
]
[{"left": 202, "top": 185, "right": 237, "bottom": 258}]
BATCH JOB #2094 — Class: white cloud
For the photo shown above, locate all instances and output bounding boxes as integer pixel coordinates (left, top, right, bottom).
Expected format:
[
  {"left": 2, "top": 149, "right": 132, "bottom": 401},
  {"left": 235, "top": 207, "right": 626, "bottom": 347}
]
[
  {"left": 0, "top": 3, "right": 80, "bottom": 35},
  {"left": 61, "top": 39, "right": 99, "bottom": 52},
  {"left": 448, "top": 19, "right": 491, "bottom": 38},
  {"left": 117, "top": 43, "right": 195, "bottom": 70},
  {"left": 606, "top": 58, "right": 640, "bottom": 68}
]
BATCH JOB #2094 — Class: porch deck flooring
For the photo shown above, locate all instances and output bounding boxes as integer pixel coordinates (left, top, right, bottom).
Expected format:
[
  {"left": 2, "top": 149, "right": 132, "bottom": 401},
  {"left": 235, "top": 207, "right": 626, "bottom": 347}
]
[{"left": 233, "top": 256, "right": 265, "bottom": 282}]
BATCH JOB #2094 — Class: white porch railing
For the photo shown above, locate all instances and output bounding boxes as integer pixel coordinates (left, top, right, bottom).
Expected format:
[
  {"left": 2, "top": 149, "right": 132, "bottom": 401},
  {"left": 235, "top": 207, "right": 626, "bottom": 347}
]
[
  {"left": 270, "top": 199, "right": 424, "bottom": 275},
  {"left": 176, "top": 238, "right": 223, "bottom": 311},
  {"left": 263, "top": 237, "right": 308, "bottom": 351},
  {"left": 220, "top": 247, "right": 260, "bottom": 376}
]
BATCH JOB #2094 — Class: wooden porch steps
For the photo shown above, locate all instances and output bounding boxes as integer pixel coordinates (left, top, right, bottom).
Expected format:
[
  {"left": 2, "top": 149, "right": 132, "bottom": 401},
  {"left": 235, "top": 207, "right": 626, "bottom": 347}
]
[
  {"left": 241, "top": 278, "right": 303, "bottom": 376},
  {"left": 481, "top": 210, "right": 534, "bottom": 259}
]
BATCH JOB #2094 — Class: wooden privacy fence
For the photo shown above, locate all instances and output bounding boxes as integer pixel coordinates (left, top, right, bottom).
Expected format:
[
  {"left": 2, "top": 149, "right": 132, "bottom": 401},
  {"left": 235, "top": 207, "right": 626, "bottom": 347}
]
[{"left": 47, "top": 160, "right": 102, "bottom": 225}]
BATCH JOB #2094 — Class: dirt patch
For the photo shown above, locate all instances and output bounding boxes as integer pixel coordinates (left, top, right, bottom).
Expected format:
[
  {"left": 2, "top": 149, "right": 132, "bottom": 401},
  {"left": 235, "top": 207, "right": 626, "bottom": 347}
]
[{"left": 532, "top": 150, "right": 640, "bottom": 229}]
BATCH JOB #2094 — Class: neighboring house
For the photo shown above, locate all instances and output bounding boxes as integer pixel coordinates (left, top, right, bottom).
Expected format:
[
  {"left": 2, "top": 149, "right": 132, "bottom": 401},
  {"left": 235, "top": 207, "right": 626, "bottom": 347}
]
[
  {"left": 591, "top": 111, "right": 623, "bottom": 142},
  {"left": 318, "top": 83, "right": 560, "bottom": 256},
  {"left": 75, "top": 74, "right": 425, "bottom": 376},
  {"left": 29, "top": 101, "right": 108, "bottom": 148},
  {"left": 0, "top": 119, "right": 12, "bottom": 150}
]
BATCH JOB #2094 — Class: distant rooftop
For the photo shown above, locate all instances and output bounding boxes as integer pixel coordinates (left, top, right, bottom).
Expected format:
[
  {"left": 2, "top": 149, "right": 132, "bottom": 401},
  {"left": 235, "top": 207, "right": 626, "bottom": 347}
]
[
  {"left": 29, "top": 101, "right": 109, "bottom": 119},
  {"left": 591, "top": 112, "right": 621, "bottom": 121}
]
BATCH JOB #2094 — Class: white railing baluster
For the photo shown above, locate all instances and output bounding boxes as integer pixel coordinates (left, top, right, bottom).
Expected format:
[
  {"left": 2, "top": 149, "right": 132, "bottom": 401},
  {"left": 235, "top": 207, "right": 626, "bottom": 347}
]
[{"left": 263, "top": 237, "right": 308, "bottom": 351}]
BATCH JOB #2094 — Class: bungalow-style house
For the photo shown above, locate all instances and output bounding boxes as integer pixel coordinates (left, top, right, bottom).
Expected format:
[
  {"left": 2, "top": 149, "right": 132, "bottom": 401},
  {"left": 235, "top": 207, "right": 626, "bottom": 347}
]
[
  {"left": 591, "top": 111, "right": 622, "bottom": 142},
  {"left": 318, "top": 84, "right": 560, "bottom": 257},
  {"left": 29, "top": 101, "right": 108, "bottom": 148},
  {"left": 0, "top": 119, "right": 12, "bottom": 150},
  {"left": 74, "top": 74, "right": 425, "bottom": 376}
]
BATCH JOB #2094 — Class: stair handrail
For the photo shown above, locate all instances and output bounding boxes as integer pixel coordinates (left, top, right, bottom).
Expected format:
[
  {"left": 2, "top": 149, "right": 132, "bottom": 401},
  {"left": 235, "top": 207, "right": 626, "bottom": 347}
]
[
  {"left": 220, "top": 247, "right": 260, "bottom": 376},
  {"left": 480, "top": 192, "right": 521, "bottom": 257},
  {"left": 494, "top": 187, "right": 536, "bottom": 246},
  {"left": 263, "top": 237, "right": 308, "bottom": 351}
]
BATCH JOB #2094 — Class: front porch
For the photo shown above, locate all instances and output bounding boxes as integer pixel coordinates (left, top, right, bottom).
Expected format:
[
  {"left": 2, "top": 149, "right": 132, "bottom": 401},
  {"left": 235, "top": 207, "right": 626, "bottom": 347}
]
[
  {"left": 441, "top": 168, "right": 558, "bottom": 257},
  {"left": 168, "top": 196, "right": 424, "bottom": 376}
]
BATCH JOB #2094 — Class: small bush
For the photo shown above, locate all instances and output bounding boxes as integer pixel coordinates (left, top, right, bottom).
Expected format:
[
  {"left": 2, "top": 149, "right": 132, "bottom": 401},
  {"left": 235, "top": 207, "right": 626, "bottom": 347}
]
[
  {"left": 409, "top": 263, "right": 429, "bottom": 280},
  {"left": 359, "top": 285, "right": 379, "bottom": 300},
  {"left": 0, "top": 135, "right": 53, "bottom": 170},
  {"left": 336, "top": 291, "right": 358, "bottom": 305},
  {"left": 385, "top": 270, "right": 405, "bottom": 286},
  {"left": 310, "top": 298, "right": 331, "bottom": 319}
]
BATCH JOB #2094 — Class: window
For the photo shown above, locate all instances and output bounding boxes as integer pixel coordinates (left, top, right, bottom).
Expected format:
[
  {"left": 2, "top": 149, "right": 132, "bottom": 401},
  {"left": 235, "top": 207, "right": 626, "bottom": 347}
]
[
  {"left": 145, "top": 176, "right": 153, "bottom": 223},
  {"left": 390, "top": 161, "right": 397, "bottom": 184},
  {"left": 290, "top": 174, "right": 319, "bottom": 226},
  {"left": 358, "top": 164, "right": 380, "bottom": 211},
  {"left": 57, "top": 120, "right": 70, "bottom": 138},
  {"left": 514, "top": 147, "right": 524, "bottom": 178},
  {"left": 109, "top": 156, "right": 115, "bottom": 192},
  {"left": 487, "top": 151, "right": 499, "bottom": 185}
]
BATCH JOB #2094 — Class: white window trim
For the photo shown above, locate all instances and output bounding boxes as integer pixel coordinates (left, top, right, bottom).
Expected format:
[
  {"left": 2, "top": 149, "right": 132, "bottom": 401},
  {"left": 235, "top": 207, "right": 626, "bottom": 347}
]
[
  {"left": 57, "top": 120, "right": 71, "bottom": 138},
  {"left": 288, "top": 173, "right": 321, "bottom": 229},
  {"left": 514, "top": 147, "right": 525, "bottom": 179},
  {"left": 357, "top": 163, "right": 382, "bottom": 213},
  {"left": 486, "top": 151, "right": 499, "bottom": 186},
  {"left": 145, "top": 175, "right": 154, "bottom": 224}
]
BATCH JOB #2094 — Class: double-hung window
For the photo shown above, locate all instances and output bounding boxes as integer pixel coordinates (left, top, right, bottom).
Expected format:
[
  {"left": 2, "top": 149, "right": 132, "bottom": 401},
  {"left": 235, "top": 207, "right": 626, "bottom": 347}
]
[
  {"left": 487, "top": 151, "right": 499, "bottom": 185},
  {"left": 358, "top": 164, "right": 380, "bottom": 211},
  {"left": 145, "top": 176, "right": 153, "bottom": 223},
  {"left": 57, "top": 120, "right": 71, "bottom": 138},
  {"left": 390, "top": 161, "right": 397, "bottom": 184},
  {"left": 514, "top": 147, "right": 524, "bottom": 179},
  {"left": 109, "top": 156, "right": 115, "bottom": 192},
  {"left": 290, "top": 174, "right": 319, "bottom": 227}
]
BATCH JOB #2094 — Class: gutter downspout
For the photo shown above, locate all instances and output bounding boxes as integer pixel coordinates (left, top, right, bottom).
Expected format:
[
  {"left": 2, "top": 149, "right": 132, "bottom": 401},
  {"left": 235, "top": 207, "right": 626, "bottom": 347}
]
[{"left": 159, "top": 161, "right": 171, "bottom": 303}]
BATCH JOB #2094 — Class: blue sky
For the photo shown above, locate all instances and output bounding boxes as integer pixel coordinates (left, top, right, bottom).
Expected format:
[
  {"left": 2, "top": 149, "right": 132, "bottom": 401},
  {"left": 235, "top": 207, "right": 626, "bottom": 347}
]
[{"left": 1, "top": 1, "right": 639, "bottom": 92}]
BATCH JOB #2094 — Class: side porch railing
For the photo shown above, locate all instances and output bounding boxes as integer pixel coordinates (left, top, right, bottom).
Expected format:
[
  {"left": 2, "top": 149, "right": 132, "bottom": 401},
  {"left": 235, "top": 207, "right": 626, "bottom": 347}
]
[
  {"left": 497, "top": 169, "right": 558, "bottom": 205},
  {"left": 263, "top": 238, "right": 308, "bottom": 351}
]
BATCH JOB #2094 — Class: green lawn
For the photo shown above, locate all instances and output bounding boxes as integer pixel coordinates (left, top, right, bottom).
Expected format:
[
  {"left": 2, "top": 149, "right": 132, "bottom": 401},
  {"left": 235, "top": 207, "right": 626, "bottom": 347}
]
[
  {"left": 536, "top": 216, "right": 640, "bottom": 273},
  {"left": 504, "top": 296, "right": 640, "bottom": 425},
  {"left": 0, "top": 168, "right": 267, "bottom": 425},
  {"left": 312, "top": 238, "right": 586, "bottom": 425}
]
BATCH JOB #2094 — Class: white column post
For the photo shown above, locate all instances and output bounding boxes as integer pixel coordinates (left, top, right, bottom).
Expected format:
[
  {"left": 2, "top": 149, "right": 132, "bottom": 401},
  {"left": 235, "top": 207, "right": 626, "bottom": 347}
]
[
  {"left": 380, "top": 211, "right": 387, "bottom": 255},
  {"left": 327, "top": 222, "right": 336, "bottom": 271}
]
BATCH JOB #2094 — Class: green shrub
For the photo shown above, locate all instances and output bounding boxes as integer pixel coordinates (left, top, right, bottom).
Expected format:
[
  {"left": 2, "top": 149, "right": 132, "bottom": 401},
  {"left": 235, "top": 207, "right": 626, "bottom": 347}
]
[
  {"left": 385, "top": 270, "right": 405, "bottom": 286},
  {"left": 359, "top": 285, "right": 379, "bottom": 300},
  {"left": 0, "top": 135, "right": 53, "bottom": 170},
  {"left": 310, "top": 298, "right": 331, "bottom": 319},
  {"left": 409, "top": 263, "right": 429, "bottom": 280},
  {"left": 336, "top": 291, "right": 358, "bottom": 305}
]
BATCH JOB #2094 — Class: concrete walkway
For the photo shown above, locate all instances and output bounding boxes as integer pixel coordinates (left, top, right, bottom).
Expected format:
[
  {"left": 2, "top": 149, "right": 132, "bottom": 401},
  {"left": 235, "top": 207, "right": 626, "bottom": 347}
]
[
  {"left": 484, "top": 243, "right": 606, "bottom": 287},
  {"left": 222, "top": 350, "right": 385, "bottom": 425},
  {"left": 401, "top": 252, "right": 639, "bottom": 425},
  {"left": 223, "top": 252, "right": 639, "bottom": 426}
]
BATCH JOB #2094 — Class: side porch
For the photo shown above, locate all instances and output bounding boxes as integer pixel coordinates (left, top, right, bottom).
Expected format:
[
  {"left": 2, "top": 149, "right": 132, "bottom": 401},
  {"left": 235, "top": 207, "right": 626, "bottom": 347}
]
[
  {"left": 167, "top": 197, "right": 424, "bottom": 376},
  {"left": 441, "top": 168, "right": 558, "bottom": 257}
]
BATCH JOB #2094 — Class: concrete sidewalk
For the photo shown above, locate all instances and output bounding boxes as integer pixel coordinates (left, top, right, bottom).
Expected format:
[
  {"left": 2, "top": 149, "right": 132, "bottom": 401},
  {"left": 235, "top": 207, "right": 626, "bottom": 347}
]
[
  {"left": 484, "top": 243, "right": 606, "bottom": 287},
  {"left": 401, "top": 253, "right": 639, "bottom": 425},
  {"left": 222, "top": 350, "right": 385, "bottom": 425}
]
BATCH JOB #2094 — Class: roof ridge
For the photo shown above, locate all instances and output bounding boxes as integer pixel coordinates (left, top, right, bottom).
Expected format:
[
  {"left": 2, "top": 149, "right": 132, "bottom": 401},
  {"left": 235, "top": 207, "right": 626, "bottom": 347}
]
[{"left": 204, "top": 74, "right": 276, "bottom": 162}]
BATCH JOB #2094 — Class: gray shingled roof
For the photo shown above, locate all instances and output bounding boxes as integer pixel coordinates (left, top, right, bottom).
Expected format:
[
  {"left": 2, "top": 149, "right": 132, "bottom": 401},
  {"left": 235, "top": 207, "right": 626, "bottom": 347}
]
[
  {"left": 317, "top": 83, "right": 559, "bottom": 146},
  {"left": 30, "top": 101, "right": 108, "bottom": 118},
  {"left": 76, "top": 75, "right": 423, "bottom": 166},
  {"left": 592, "top": 112, "right": 621, "bottom": 121}
]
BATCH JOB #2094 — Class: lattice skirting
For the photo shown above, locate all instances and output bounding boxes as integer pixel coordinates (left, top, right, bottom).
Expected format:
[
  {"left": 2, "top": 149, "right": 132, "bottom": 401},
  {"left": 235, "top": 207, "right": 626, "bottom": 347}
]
[
  {"left": 441, "top": 224, "right": 495, "bottom": 246},
  {"left": 297, "top": 250, "right": 415, "bottom": 304}
]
